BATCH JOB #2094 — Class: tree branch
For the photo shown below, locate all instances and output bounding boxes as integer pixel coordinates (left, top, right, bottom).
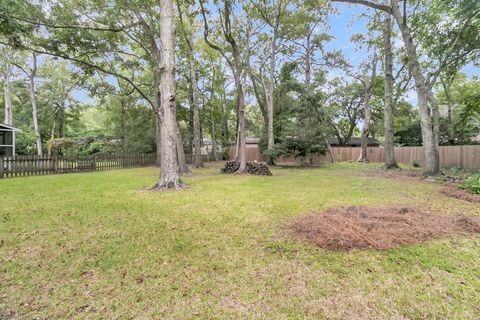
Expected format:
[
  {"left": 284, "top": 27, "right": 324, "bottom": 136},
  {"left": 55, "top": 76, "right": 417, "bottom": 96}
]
[
  {"left": 10, "top": 15, "right": 133, "bottom": 32},
  {"left": 331, "top": 0, "right": 391, "bottom": 13},
  {"left": 0, "top": 41, "right": 156, "bottom": 108},
  {"left": 199, "top": 0, "right": 235, "bottom": 69}
]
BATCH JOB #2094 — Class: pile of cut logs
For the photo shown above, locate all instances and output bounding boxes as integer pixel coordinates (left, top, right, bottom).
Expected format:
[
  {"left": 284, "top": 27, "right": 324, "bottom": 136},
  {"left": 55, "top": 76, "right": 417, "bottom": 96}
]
[
  {"left": 246, "top": 161, "right": 272, "bottom": 176},
  {"left": 220, "top": 160, "right": 272, "bottom": 176},
  {"left": 220, "top": 160, "right": 240, "bottom": 174}
]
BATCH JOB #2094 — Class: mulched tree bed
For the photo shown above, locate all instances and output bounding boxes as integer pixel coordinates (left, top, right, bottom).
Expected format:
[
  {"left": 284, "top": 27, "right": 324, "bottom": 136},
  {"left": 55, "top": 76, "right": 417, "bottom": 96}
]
[
  {"left": 441, "top": 186, "right": 480, "bottom": 203},
  {"left": 285, "top": 206, "right": 480, "bottom": 251}
]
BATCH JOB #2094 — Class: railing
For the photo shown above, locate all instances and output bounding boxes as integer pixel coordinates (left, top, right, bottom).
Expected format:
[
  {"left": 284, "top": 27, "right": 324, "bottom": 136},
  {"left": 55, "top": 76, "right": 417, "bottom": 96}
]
[{"left": 0, "top": 153, "right": 156, "bottom": 179}]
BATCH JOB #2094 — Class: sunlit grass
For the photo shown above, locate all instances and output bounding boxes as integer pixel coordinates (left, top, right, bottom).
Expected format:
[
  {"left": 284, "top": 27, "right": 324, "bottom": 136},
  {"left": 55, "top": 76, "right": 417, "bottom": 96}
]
[{"left": 1, "top": 162, "right": 479, "bottom": 319}]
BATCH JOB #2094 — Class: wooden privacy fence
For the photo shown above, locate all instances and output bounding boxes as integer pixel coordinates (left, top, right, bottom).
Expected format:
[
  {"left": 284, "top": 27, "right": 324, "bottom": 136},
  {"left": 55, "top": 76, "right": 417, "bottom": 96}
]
[
  {"left": 227, "top": 145, "right": 262, "bottom": 162},
  {"left": 184, "top": 153, "right": 221, "bottom": 163},
  {"left": 0, "top": 153, "right": 156, "bottom": 179},
  {"left": 331, "top": 145, "right": 480, "bottom": 169},
  {"left": 231, "top": 145, "right": 480, "bottom": 170}
]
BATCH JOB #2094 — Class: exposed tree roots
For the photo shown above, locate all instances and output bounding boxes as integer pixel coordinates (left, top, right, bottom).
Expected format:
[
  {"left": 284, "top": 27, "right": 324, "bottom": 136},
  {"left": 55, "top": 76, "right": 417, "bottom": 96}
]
[{"left": 150, "top": 180, "right": 188, "bottom": 192}]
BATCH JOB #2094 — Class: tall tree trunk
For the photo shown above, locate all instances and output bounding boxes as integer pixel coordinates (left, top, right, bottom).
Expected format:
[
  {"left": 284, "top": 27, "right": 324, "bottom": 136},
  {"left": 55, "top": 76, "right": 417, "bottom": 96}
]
[
  {"left": 442, "top": 79, "right": 455, "bottom": 145},
  {"left": 155, "top": 116, "right": 162, "bottom": 166},
  {"left": 152, "top": 64, "right": 162, "bottom": 166},
  {"left": 120, "top": 97, "right": 126, "bottom": 154},
  {"left": 234, "top": 72, "right": 247, "bottom": 172},
  {"left": 391, "top": 0, "right": 439, "bottom": 175},
  {"left": 58, "top": 105, "right": 65, "bottom": 138},
  {"left": 222, "top": 94, "right": 228, "bottom": 147},
  {"left": 208, "top": 72, "right": 218, "bottom": 162},
  {"left": 189, "top": 44, "right": 203, "bottom": 169},
  {"left": 266, "top": 25, "right": 277, "bottom": 164},
  {"left": 250, "top": 73, "right": 268, "bottom": 139},
  {"left": 29, "top": 54, "right": 43, "bottom": 157},
  {"left": 234, "top": 116, "right": 240, "bottom": 160},
  {"left": 358, "top": 53, "right": 377, "bottom": 162},
  {"left": 346, "top": 123, "right": 356, "bottom": 145},
  {"left": 325, "top": 138, "right": 335, "bottom": 163},
  {"left": 198, "top": 0, "right": 245, "bottom": 171},
  {"left": 152, "top": 0, "right": 182, "bottom": 190},
  {"left": 428, "top": 92, "right": 441, "bottom": 149},
  {"left": 3, "top": 64, "right": 13, "bottom": 125},
  {"left": 48, "top": 117, "right": 56, "bottom": 157},
  {"left": 176, "top": 123, "right": 189, "bottom": 175},
  {"left": 358, "top": 96, "right": 371, "bottom": 162},
  {"left": 382, "top": 9, "right": 398, "bottom": 169},
  {"left": 210, "top": 108, "right": 218, "bottom": 161}
]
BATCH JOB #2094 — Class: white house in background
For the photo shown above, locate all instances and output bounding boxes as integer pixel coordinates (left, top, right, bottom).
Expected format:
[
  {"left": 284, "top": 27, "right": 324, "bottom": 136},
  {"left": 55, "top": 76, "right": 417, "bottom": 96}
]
[{"left": 0, "top": 123, "right": 21, "bottom": 157}]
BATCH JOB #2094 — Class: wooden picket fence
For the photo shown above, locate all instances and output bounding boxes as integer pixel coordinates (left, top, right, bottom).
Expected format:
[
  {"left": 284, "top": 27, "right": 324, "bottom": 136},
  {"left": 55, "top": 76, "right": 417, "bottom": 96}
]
[
  {"left": 230, "top": 145, "right": 480, "bottom": 170},
  {"left": 0, "top": 153, "right": 156, "bottom": 179}
]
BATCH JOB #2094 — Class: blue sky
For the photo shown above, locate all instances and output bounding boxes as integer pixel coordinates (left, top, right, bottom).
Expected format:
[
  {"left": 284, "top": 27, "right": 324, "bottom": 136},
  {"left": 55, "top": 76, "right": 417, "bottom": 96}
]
[
  {"left": 327, "top": 3, "right": 479, "bottom": 78},
  {"left": 327, "top": 4, "right": 371, "bottom": 66}
]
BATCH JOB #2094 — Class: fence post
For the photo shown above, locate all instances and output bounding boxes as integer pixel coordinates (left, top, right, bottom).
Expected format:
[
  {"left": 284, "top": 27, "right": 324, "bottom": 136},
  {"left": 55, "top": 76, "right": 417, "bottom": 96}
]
[
  {"left": 460, "top": 145, "right": 464, "bottom": 168},
  {"left": 0, "top": 157, "right": 4, "bottom": 179}
]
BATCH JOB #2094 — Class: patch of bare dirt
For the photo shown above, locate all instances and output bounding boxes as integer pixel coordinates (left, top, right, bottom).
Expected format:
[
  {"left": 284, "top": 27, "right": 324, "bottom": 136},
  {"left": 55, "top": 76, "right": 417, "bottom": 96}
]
[
  {"left": 285, "top": 206, "right": 480, "bottom": 251},
  {"left": 441, "top": 186, "right": 480, "bottom": 204}
]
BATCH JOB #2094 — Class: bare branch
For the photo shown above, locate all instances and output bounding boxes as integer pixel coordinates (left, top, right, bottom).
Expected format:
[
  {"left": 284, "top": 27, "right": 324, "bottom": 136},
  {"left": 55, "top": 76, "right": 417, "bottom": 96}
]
[
  {"left": 10, "top": 15, "right": 134, "bottom": 32},
  {"left": 331, "top": 0, "right": 392, "bottom": 13}
]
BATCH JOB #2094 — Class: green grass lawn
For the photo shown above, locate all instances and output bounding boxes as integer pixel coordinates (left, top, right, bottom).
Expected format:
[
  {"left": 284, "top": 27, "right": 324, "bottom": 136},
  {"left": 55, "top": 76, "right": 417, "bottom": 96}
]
[{"left": 1, "top": 163, "right": 479, "bottom": 319}]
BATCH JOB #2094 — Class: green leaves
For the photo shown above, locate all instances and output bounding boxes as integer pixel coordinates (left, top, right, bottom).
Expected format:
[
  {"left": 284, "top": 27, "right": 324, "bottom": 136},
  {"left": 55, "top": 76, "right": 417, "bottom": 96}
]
[{"left": 459, "top": 174, "right": 480, "bottom": 194}]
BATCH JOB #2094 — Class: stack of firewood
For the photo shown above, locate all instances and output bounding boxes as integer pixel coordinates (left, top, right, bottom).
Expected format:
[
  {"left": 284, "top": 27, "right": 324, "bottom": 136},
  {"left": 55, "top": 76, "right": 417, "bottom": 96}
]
[
  {"left": 221, "top": 160, "right": 272, "bottom": 176},
  {"left": 246, "top": 161, "right": 272, "bottom": 176},
  {"left": 221, "top": 160, "right": 240, "bottom": 173}
]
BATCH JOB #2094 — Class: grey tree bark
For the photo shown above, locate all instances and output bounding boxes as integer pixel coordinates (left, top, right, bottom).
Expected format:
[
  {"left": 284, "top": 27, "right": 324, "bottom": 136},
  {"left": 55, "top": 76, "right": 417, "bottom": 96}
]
[
  {"left": 152, "top": 63, "right": 162, "bottom": 167},
  {"left": 210, "top": 109, "right": 218, "bottom": 161},
  {"left": 441, "top": 77, "right": 455, "bottom": 144},
  {"left": 28, "top": 54, "right": 43, "bottom": 157},
  {"left": 234, "top": 72, "right": 247, "bottom": 172},
  {"left": 358, "top": 52, "right": 377, "bottom": 162},
  {"left": 266, "top": 14, "right": 279, "bottom": 163},
  {"left": 176, "top": 123, "right": 189, "bottom": 175},
  {"left": 155, "top": 116, "right": 162, "bottom": 166},
  {"left": 208, "top": 69, "right": 218, "bottom": 162},
  {"left": 250, "top": 0, "right": 286, "bottom": 164},
  {"left": 3, "top": 64, "right": 13, "bottom": 125},
  {"left": 390, "top": 0, "right": 439, "bottom": 175},
  {"left": 152, "top": 0, "right": 182, "bottom": 190},
  {"left": 221, "top": 93, "right": 229, "bottom": 147},
  {"left": 382, "top": 8, "right": 398, "bottom": 169},
  {"left": 188, "top": 35, "right": 203, "bottom": 168}
]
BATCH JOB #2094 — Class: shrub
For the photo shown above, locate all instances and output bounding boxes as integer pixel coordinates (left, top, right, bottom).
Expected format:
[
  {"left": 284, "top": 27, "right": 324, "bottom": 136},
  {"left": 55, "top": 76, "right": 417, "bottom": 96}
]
[
  {"left": 412, "top": 160, "right": 421, "bottom": 168},
  {"left": 459, "top": 174, "right": 480, "bottom": 195}
]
